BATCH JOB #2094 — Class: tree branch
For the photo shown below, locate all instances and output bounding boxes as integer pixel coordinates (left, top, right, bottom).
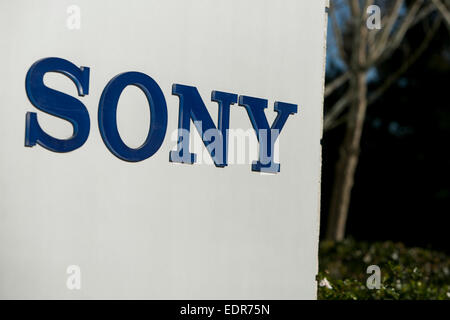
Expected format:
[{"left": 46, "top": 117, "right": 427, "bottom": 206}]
[
  {"left": 325, "top": 71, "right": 351, "bottom": 97},
  {"left": 324, "top": 93, "right": 351, "bottom": 131},
  {"left": 369, "top": 0, "right": 404, "bottom": 60},
  {"left": 371, "top": 0, "right": 424, "bottom": 66},
  {"left": 432, "top": 0, "right": 450, "bottom": 31},
  {"left": 330, "top": 1, "right": 349, "bottom": 65},
  {"left": 368, "top": 16, "right": 442, "bottom": 105}
]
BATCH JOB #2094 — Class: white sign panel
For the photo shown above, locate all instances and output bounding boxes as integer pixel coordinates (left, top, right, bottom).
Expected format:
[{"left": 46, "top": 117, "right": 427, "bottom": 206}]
[{"left": 0, "top": 0, "right": 327, "bottom": 299}]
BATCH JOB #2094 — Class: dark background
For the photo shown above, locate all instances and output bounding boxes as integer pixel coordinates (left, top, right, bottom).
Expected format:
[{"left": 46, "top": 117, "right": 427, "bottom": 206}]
[{"left": 321, "top": 17, "right": 450, "bottom": 252}]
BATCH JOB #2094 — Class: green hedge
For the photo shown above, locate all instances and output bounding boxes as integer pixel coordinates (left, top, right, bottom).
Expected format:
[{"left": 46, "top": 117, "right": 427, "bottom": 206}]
[{"left": 317, "top": 239, "right": 450, "bottom": 300}]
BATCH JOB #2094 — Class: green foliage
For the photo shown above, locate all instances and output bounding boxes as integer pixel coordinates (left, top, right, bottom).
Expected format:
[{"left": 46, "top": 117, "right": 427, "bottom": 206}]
[{"left": 317, "top": 239, "right": 450, "bottom": 300}]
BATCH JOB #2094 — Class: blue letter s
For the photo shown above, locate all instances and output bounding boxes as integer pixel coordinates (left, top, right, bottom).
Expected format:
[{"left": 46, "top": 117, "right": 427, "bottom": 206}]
[{"left": 25, "top": 57, "right": 90, "bottom": 152}]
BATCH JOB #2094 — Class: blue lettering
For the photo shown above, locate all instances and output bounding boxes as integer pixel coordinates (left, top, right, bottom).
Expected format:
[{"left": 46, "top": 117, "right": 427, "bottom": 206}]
[
  {"left": 98, "top": 72, "right": 168, "bottom": 162},
  {"left": 25, "top": 57, "right": 90, "bottom": 152}
]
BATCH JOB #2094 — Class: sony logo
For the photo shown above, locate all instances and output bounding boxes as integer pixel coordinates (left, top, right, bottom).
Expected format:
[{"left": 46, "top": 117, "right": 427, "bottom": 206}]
[{"left": 25, "top": 57, "right": 298, "bottom": 173}]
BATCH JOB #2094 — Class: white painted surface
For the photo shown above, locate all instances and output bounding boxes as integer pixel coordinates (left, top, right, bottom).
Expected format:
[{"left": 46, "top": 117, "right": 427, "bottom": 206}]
[{"left": 0, "top": 0, "right": 327, "bottom": 299}]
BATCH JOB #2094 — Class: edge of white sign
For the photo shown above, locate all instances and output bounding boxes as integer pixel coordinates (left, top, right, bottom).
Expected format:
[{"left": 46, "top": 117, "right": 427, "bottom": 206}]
[{"left": 313, "top": 0, "right": 329, "bottom": 299}]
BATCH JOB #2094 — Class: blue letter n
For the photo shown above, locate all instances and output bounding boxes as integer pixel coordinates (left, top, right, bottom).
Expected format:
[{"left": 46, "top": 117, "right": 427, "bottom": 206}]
[{"left": 169, "top": 84, "right": 238, "bottom": 167}]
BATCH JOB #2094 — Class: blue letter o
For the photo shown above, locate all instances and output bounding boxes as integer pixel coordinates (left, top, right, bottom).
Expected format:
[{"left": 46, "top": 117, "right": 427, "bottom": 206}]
[{"left": 98, "top": 72, "right": 167, "bottom": 162}]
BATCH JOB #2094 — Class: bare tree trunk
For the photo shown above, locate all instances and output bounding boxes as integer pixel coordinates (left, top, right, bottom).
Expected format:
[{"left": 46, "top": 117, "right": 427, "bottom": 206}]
[
  {"left": 326, "top": 71, "right": 367, "bottom": 241},
  {"left": 323, "top": 0, "right": 440, "bottom": 241}
]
